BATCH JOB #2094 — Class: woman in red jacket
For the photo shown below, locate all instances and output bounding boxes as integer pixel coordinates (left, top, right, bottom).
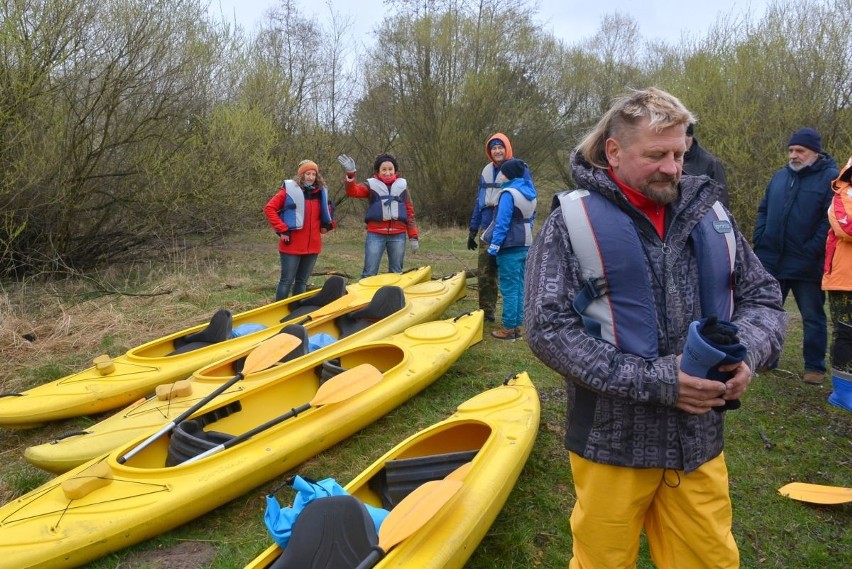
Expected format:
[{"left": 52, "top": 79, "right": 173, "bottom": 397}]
[
  {"left": 263, "top": 160, "right": 336, "bottom": 300},
  {"left": 336, "top": 153, "right": 419, "bottom": 278}
]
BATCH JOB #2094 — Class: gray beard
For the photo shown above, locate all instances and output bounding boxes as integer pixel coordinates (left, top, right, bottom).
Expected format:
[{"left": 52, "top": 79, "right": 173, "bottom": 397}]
[
  {"left": 789, "top": 156, "right": 817, "bottom": 171},
  {"left": 641, "top": 183, "right": 679, "bottom": 205}
]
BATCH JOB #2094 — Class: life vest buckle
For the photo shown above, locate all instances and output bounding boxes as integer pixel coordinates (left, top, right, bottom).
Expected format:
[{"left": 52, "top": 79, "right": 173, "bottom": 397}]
[{"left": 582, "top": 276, "right": 609, "bottom": 300}]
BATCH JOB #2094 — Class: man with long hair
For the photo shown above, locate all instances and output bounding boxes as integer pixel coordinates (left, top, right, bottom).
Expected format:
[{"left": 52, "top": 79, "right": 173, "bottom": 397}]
[{"left": 525, "top": 87, "right": 786, "bottom": 568}]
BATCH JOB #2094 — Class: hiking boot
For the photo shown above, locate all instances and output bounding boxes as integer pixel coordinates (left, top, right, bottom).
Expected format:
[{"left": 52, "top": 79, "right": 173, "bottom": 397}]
[
  {"left": 803, "top": 371, "right": 825, "bottom": 385},
  {"left": 483, "top": 311, "right": 496, "bottom": 323},
  {"left": 491, "top": 327, "right": 521, "bottom": 341}
]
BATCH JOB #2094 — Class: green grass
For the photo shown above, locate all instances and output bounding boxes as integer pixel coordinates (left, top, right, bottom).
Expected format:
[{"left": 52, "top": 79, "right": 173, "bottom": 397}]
[{"left": 0, "top": 225, "right": 850, "bottom": 568}]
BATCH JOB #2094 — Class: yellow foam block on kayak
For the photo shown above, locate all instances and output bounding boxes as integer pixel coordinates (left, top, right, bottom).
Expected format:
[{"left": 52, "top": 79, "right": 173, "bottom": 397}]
[
  {"left": 155, "top": 379, "right": 193, "bottom": 400},
  {"left": 62, "top": 462, "right": 113, "bottom": 500},
  {"left": 93, "top": 354, "right": 116, "bottom": 375}
]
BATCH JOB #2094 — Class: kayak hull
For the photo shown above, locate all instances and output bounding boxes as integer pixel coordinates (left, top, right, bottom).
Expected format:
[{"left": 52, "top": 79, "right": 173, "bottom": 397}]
[
  {"left": 0, "top": 268, "right": 431, "bottom": 428},
  {"left": 0, "top": 311, "right": 483, "bottom": 569},
  {"left": 25, "top": 272, "right": 468, "bottom": 472},
  {"left": 244, "top": 371, "right": 540, "bottom": 569}
]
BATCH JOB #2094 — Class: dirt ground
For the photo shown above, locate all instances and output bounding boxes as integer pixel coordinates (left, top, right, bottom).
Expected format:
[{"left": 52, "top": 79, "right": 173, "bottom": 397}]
[{"left": 123, "top": 541, "right": 217, "bottom": 569}]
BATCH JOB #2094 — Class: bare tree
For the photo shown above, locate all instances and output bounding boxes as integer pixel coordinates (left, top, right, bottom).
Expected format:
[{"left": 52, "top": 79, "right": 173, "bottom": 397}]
[
  {"left": 0, "top": 0, "right": 228, "bottom": 276},
  {"left": 357, "top": 0, "right": 572, "bottom": 223},
  {"left": 653, "top": 0, "right": 852, "bottom": 232}
]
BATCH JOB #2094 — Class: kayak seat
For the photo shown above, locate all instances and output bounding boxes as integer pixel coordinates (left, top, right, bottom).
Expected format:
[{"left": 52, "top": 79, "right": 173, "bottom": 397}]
[
  {"left": 336, "top": 286, "right": 405, "bottom": 338},
  {"left": 168, "top": 309, "right": 233, "bottom": 355},
  {"left": 318, "top": 358, "right": 347, "bottom": 384},
  {"left": 277, "top": 324, "right": 310, "bottom": 363},
  {"left": 268, "top": 494, "right": 378, "bottom": 569},
  {"left": 166, "top": 402, "right": 241, "bottom": 466},
  {"left": 231, "top": 324, "right": 309, "bottom": 375},
  {"left": 166, "top": 420, "right": 233, "bottom": 466},
  {"left": 283, "top": 276, "right": 347, "bottom": 321},
  {"left": 369, "top": 449, "right": 479, "bottom": 509}
]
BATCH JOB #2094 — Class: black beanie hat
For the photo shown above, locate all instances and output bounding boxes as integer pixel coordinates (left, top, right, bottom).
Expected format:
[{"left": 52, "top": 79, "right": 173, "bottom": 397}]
[
  {"left": 373, "top": 153, "right": 399, "bottom": 173},
  {"left": 788, "top": 128, "right": 822, "bottom": 153},
  {"left": 499, "top": 158, "right": 527, "bottom": 181}
]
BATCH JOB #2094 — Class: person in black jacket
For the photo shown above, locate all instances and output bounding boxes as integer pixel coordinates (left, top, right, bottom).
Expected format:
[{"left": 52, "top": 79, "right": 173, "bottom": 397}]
[
  {"left": 753, "top": 127, "right": 838, "bottom": 384},
  {"left": 684, "top": 122, "right": 729, "bottom": 207}
]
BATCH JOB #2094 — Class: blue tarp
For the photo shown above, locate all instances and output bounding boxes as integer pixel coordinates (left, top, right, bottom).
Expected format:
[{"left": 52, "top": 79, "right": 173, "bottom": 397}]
[
  {"left": 264, "top": 475, "right": 389, "bottom": 548},
  {"left": 230, "top": 323, "right": 267, "bottom": 338},
  {"left": 307, "top": 333, "right": 336, "bottom": 351}
]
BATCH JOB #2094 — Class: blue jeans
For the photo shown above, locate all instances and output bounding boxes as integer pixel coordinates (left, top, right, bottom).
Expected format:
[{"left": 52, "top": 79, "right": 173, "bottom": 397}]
[
  {"left": 276, "top": 253, "right": 318, "bottom": 301},
  {"left": 496, "top": 248, "right": 527, "bottom": 329},
  {"left": 779, "top": 279, "right": 827, "bottom": 373},
  {"left": 362, "top": 232, "right": 406, "bottom": 278}
]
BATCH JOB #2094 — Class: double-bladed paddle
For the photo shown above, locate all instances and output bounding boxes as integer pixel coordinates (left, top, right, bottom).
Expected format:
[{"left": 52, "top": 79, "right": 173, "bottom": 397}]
[
  {"left": 779, "top": 482, "right": 852, "bottom": 504},
  {"left": 117, "top": 333, "right": 301, "bottom": 464},
  {"left": 180, "top": 363, "right": 383, "bottom": 465}
]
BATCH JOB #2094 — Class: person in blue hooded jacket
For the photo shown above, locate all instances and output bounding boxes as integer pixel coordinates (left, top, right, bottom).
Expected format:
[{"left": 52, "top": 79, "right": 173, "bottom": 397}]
[
  {"left": 482, "top": 158, "right": 537, "bottom": 341},
  {"left": 753, "top": 128, "right": 838, "bottom": 384},
  {"left": 467, "top": 133, "right": 514, "bottom": 323}
]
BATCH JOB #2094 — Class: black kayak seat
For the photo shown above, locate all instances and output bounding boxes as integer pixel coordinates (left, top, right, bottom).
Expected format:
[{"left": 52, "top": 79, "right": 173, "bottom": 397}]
[
  {"left": 165, "top": 401, "right": 241, "bottom": 466},
  {"left": 318, "top": 358, "right": 347, "bottom": 384},
  {"left": 231, "top": 323, "right": 309, "bottom": 375},
  {"left": 369, "top": 449, "right": 479, "bottom": 509},
  {"left": 336, "top": 286, "right": 405, "bottom": 338},
  {"left": 282, "top": 276, "right": 347, "bottom": 321},
  {"left": 277, "top": 323, "right": 310, "bottom": 363},
  {"left": 168, "top": 309, "right": 233, "bottom": 355},
  {"left": 269, "top": 494, "right": 378, "bottom": 569}
]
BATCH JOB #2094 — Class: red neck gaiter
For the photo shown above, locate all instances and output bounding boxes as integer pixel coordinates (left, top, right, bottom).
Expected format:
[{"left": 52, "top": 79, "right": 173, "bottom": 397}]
[{"left": 608, "top": 167, "right": 666, "bottom": 238}]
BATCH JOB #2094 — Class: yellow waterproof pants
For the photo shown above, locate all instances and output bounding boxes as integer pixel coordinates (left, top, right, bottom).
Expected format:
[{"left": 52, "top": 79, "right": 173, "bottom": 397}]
[{"left": 567, "top": 452, "right": 739, "bottom": 569}]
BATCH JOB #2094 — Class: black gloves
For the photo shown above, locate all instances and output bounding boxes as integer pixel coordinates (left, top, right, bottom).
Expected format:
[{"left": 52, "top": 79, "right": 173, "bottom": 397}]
[
  {"left": 700, "top": 315, "right": 739, "bottom": 346},
  {"left": 681, "top": 314, "right": 747, "bottom": 412},
  {"left": 467, "top": 229, "right": 478, "bottom": 251}
]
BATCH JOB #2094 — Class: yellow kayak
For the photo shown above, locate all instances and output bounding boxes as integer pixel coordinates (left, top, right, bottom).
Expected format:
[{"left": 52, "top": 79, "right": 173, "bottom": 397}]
[
  {"left": 0, "top": 311, "right": 484, "bottom": 569},
  {"left": 0, "top": 267, "right": 431, "bottom": 429},
  {"left": 24, "top": 271, "right": 468, "bottom": 472},
  {"left": 244, "top": 371, "right": 540, "bottom": 569}
]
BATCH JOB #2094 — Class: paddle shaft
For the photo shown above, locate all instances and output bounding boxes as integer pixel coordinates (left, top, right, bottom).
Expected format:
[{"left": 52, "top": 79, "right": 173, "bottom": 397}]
[
  {"left": 117, "top": 371, "right": 245, "bottom": 464},
  {"left": 182, "top": 402, "right": 312, "bottom": 464},
  {"left": 354, "top": 550, "right": 383, "bottom": 569},
  {"left": 117, "top": 333, "right": 302, "bottom": 464},
  {"left": 179, "top": 363, "right": 383, "bottom": 465}
]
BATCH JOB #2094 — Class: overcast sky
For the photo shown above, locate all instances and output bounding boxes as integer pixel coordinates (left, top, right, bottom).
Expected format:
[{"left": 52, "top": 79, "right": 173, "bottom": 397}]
[{"left": 208, "top": 0, "right": 771, "bottom": 45}]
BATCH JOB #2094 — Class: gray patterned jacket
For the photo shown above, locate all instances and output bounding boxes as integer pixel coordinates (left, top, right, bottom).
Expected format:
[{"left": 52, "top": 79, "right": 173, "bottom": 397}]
[{"left": 524, "top": 152, "right": 787, "bottom": 472}]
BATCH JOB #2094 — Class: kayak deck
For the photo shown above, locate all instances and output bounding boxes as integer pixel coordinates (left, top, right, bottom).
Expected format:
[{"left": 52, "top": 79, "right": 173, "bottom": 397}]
[
  {"left": 245, "top": 371, "right": 540, "bottom": 569},
  {"left": 0, "top": 268, "right": 432, "bottom": 428},
  {"left": 24, "top": 272, "right": 468, "bottom": 472},
  {"left": 0, "top": 311, "right": 483, "bottom": 569}
]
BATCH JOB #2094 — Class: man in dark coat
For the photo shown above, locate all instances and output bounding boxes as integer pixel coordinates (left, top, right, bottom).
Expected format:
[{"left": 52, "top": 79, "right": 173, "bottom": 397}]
[
  {"left": 753, "top": 127, "right": 838, "bottom": 384},
  {"left": 684, "top": 122, "right": 729, "bottom": 207}
]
